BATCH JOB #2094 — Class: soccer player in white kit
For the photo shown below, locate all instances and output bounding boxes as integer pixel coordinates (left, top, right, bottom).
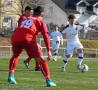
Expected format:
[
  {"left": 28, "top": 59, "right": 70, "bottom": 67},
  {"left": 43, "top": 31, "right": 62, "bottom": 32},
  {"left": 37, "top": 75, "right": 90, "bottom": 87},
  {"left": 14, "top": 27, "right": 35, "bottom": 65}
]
[
  {"left": 61, "top": 15, "right": 94, "bottom": 71},
  {"left": 50, "top": 25, "right": 63, "bottom": 61}
]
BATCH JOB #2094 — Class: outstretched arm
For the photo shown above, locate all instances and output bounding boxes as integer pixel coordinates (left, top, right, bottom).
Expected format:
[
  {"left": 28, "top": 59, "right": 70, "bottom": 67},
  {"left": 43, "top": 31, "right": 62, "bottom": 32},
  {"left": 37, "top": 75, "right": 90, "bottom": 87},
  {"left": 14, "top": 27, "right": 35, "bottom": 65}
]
[
  {"left": 76, "top": 25, "right": 94, "bottom": 31},
  {"left": 84, "top": 26, "right": 94, "bottom": 31}
]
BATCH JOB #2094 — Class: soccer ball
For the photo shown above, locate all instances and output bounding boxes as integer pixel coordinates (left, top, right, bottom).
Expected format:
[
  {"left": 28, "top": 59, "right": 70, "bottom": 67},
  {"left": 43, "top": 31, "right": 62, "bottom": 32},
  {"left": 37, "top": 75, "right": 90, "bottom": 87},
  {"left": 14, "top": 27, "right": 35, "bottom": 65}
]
[{"left": 80, "top": 64, "right": 89, "bottom": 72}]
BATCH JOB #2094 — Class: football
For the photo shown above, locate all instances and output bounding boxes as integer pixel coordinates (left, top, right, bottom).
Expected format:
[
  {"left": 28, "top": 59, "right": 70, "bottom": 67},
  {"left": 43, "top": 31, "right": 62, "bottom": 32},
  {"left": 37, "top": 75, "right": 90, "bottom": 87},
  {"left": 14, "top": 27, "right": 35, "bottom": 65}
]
[{"left": 80, "top": 64, "right": 89, "bottom": 72}]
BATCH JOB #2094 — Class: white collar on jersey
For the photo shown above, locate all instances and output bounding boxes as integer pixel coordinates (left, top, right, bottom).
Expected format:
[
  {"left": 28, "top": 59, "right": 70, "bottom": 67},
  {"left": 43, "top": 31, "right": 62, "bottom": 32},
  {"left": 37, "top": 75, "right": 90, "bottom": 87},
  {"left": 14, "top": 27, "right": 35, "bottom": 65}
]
[{"left": 69, "top": 24, "right": 76, "bottom": 27}]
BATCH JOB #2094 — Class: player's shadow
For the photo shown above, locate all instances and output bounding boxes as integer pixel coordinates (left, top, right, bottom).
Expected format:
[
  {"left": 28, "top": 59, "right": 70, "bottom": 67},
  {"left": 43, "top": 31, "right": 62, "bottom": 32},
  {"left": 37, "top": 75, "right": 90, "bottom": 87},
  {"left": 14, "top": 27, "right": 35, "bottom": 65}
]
[
  {"left": 50, "top": 68, "right": 81, "bottom": 73},
  {"left": 0, "top": 69, "right": 37, "bottom": 72}
]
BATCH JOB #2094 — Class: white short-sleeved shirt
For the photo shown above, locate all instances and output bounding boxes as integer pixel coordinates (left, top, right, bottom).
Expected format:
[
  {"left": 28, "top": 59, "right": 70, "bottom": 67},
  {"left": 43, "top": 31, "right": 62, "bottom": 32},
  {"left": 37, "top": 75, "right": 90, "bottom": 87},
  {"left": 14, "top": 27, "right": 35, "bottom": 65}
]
[
  {"left": 62, "top": 24, "right": 92, "bottom": 43},
  {"left": 50, "top": 31, "right": 63, "bottom": 44}
]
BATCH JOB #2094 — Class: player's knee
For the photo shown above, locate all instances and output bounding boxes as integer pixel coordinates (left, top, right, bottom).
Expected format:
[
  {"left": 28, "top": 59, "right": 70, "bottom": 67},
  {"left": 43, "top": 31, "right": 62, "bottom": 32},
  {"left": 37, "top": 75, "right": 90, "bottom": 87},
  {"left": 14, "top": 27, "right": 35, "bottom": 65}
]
[
  {"left": 66, "top": 54, "right": 72, "bottom": 58},
  {"left": 77, "top": 49, "right": 83, "bottom": 53},
  {"left": 34, "top": 57, "right": 45, "bottom": 63},
  {"left": 78, "top": 53, "right": 83, "bottom": 59},
  {"left": 39, "top": 60, "right": 46, "bottom": 63}
]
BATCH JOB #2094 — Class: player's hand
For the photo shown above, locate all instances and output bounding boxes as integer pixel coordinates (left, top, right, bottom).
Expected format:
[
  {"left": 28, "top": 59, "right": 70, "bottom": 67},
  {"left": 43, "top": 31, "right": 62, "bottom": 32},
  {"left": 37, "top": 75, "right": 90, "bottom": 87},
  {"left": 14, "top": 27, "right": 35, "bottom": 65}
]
[{"left": 47, "top": 51, "right": 52, "bottom": 61}]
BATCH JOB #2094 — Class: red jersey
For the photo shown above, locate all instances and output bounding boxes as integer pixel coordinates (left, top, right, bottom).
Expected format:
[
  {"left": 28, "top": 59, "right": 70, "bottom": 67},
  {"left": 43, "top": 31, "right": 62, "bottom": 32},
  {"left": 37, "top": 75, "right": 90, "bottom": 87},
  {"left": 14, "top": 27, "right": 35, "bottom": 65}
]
[
  {"left": 11, "top": 17, "right": 50, "bottom": 51},
  {"left": 18, "top": 14, "right": 28, "bottom": 26}
]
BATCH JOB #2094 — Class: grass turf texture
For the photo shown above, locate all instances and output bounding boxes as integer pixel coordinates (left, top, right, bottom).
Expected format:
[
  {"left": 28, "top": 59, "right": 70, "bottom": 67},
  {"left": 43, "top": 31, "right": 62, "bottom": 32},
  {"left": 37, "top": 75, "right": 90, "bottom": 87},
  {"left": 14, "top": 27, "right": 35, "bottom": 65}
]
[{"left": 0, "top": 57, "right": 98, "bottom": 90}]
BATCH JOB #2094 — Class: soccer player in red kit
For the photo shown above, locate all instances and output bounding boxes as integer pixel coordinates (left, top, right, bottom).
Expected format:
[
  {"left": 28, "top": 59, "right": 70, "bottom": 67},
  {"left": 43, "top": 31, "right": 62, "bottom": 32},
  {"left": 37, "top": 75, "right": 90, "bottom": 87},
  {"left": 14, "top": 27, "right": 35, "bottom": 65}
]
[
  {"left": 8, "top": 6, "right": 56, "bottom": 87},
  {"left": 18, "top": 6, "right": 33, "bottom": 26},
  {"left": 17, "top": 6, "right": 40, "bottom": 71}
]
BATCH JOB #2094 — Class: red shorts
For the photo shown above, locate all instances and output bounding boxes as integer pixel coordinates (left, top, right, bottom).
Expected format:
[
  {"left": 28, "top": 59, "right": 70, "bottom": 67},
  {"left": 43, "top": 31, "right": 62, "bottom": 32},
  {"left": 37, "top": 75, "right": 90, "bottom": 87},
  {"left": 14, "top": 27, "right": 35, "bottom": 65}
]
[{"left": 12, "top": 41, "right": 43, "bottom": 58}]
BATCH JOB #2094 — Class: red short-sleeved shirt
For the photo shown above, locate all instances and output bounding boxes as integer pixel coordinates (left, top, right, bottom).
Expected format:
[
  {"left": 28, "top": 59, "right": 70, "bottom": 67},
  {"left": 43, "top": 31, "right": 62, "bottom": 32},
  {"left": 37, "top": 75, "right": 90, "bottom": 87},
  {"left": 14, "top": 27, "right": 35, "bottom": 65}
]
[{"left": 11, "top": 17, "right": 49, "bottom": 42}]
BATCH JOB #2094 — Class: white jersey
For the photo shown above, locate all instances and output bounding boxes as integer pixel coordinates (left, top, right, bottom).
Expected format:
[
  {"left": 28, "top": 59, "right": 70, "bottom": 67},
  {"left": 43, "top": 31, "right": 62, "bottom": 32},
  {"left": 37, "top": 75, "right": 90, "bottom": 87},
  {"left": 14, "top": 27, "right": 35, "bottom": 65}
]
[
  {"left": 50, "top": 31, "right": 63, "bottom": 44},
  {"left": 62, "top": 24, "right": 92, "bottom": 43}
]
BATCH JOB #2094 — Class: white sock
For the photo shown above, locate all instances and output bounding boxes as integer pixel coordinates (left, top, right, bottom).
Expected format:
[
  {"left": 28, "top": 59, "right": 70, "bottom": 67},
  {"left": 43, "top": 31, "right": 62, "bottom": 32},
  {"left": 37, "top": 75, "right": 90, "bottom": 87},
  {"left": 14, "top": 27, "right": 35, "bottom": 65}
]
[
  {"left": 78, "top": 53, "right": 83, "bottom": 66},
  {"left": 62, "top": 57, "right": 69, "bottom": 68}
]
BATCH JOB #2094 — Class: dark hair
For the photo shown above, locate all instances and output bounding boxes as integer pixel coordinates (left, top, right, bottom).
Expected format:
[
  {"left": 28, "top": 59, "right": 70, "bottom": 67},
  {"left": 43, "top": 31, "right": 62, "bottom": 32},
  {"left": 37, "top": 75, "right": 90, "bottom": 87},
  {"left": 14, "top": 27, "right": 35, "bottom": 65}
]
[
  {"left": 33, "top": 6, "right": 44, "bottom": 16},
  {"left": 54, "top": 25, "right": 58, "bottom": 28},
  {"left": 25, "top": 6, "right": 32, "bottom": 11},
  {"left": 68, "top": 15, "right": 76, "bottom": 20}
]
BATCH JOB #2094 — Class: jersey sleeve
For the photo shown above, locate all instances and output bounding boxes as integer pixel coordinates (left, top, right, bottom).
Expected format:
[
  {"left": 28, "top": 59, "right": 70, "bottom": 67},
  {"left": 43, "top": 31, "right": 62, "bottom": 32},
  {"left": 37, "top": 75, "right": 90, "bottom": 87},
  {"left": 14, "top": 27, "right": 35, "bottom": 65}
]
[
  {"left": 61, "top": 28, "right": 67, "bottom": 34},
  {"left": 84, "top": 26, "right": 93, "bottom": 31},
  {"left": 40, "top": 20, "right": 49, "bottom": 33},
  {"left": 76, "top": 25, "right": 84, "bottom": 31},
  {"left": 40, "top": 20, "right": 50, "bottom": 51},
  {"left": 60, "top": 25, "right": 69, "bottom": 34}
]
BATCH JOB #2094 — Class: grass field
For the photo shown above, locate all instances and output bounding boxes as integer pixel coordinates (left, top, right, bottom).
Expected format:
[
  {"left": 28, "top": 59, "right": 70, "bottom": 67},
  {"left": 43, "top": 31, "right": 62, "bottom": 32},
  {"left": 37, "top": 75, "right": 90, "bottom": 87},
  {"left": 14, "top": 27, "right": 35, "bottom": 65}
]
[{"left": 0, "top": 57, "right": 98, "bottom": 90}]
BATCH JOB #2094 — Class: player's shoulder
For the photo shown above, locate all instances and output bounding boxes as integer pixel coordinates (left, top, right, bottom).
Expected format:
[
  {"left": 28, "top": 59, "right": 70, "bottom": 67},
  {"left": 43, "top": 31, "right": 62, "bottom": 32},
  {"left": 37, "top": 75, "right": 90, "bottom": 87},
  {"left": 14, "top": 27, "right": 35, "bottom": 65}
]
[
  {"left": 20, "top": 14, "right": 27, "bottom": 18},
  {"left": 34, "top": 17, "right": 46, "bottom": 26},
  {"left": 63, "top": 25, "right": 69, "bottom": 30}
]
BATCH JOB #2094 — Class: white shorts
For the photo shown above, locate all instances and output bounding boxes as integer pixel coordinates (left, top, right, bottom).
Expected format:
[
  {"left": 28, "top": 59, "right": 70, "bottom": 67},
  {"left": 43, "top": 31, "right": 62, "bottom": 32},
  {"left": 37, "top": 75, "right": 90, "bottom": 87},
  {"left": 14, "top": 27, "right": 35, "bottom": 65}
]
[
  {"left": 52, "top": 42, "right": 60, "bottom": 50},
  {"left": 65, "top": 42, "right": 83, "bottom": 55}
]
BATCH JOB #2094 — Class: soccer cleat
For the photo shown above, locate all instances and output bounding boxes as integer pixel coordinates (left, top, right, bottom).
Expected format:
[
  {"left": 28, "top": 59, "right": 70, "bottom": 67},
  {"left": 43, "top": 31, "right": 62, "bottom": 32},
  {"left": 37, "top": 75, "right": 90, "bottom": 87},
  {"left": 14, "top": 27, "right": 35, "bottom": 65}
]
[
  {"left": 8, "top": 77, "right": 17, "bottom": 84},
  {"left": 46, "top": 79, "right": 56, "bottom": 87},
  {"left": 61, "top": 67, "right": 65, "bottom": 72},
  {"left": 24, "top": 61, "right": 29, "bottom": 69},
  {"left": 77, "top": 65, "right": 81, "bottom": 70},
  {"left": 34, "top": 67, "right": 41, "bottom": 71},
  {"left": 8, "top": 74, "right": 17, "bottom": 84}
]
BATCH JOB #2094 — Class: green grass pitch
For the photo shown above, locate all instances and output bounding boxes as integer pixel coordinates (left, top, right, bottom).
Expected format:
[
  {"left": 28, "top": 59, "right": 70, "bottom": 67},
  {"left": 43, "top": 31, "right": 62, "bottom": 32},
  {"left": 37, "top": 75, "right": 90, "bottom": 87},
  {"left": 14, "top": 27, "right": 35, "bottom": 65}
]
[{"left": 0, "top": 57, "right": 98, "bottom": 90}]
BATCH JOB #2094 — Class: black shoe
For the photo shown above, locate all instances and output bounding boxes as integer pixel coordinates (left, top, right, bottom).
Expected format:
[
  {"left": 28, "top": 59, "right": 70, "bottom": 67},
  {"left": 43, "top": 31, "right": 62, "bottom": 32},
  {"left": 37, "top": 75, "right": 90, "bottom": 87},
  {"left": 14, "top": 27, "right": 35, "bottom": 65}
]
[
  {"left": 23, "top": 61, "right": 29, "bottom": 69},
  {"left": 34, "top": 67, "right": 40, "bottom": 71}
]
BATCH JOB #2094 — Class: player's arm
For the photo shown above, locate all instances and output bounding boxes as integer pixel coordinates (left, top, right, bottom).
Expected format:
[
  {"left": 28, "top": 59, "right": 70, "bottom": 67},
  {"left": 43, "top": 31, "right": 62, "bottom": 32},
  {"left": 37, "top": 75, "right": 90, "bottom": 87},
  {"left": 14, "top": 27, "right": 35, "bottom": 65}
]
[
  {"left": 84, "top": 26, "right": 94, "bottom": 31},
  {"left": 41, "top": 32, "right": 50, "bottom": 51},
  {"left": 40, "top": 21, "right": 52, "bottom": 60},
  {"left": 76, "top": 25, "right": 84, "bottom": 31},
  {"left": 76, "top": 25, "right": 94, "bottom": 31}
]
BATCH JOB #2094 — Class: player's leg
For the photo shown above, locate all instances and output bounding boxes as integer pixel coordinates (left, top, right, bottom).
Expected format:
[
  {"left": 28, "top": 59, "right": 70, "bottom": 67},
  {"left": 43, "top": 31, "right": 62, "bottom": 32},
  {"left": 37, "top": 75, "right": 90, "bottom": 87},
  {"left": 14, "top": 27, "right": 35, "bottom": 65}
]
[
  {"left": 34, "top": 43, "right": 41, "bottom": 71},
  {"left": 24, "top": 57, "right": 40, "bottom": 70},
  {"left": 76, "top": 42, "right": 84, "bottom": 70},
  {"left": 24, "top": 57, "right": 32, "bottom": 69},
  {"left": 34, "top": 61, "right": 40, "bottom": 71},
  {"left": 61, "top": 44, "right": 74, "bottom": 71},
  {"left": 25, "top": 42, "right": 56, "bottom": 86},
  {"left": 35, "top": 57, "right": 56, "bottom": 87},
  {"left": 77, "top": 48, "right": 84, "bottom": 69},
  {"left": 52, "top": 43, "right": 59, "bottom": 61},
  {"left": 53, "top": 49, "right": 58, "bottom": 61},
  {"left": 8, "top": 42, "right": 23, "bottom": 84},
  {"left": 61, "top": 54, "right": 72, "bottom": 72}
]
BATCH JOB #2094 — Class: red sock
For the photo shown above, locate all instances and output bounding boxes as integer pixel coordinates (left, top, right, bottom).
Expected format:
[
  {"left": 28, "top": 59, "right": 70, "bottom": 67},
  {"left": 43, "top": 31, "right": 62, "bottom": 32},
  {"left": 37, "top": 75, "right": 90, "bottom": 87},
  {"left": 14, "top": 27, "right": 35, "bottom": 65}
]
[
  {"left": 35, "top": 61, "right": 40, "bottom": 68},
  {"left": 9, "top": 56, "right": 19, "bottom": 74},
  {"left": 39, "top": 60, "right": 50, "bottom": 80},
  {"left": 26, "top": 57, "right": 32, "bottom": 62}
]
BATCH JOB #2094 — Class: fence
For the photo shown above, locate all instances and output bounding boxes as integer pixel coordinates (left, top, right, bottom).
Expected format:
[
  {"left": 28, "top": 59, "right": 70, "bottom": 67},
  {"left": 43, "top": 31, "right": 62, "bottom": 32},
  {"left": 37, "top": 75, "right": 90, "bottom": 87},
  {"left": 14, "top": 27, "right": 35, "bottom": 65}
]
[{"left": 0, "top": 46, "right": 98, "bottom": 58}]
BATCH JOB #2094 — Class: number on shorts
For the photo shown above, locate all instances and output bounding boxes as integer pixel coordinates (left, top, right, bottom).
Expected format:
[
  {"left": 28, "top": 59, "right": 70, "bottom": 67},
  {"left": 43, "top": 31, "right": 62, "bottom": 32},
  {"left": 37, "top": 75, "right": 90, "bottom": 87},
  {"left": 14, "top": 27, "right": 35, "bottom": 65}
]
[{"left": 20, "top": 19, "right": 33, "bottom": 28}]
